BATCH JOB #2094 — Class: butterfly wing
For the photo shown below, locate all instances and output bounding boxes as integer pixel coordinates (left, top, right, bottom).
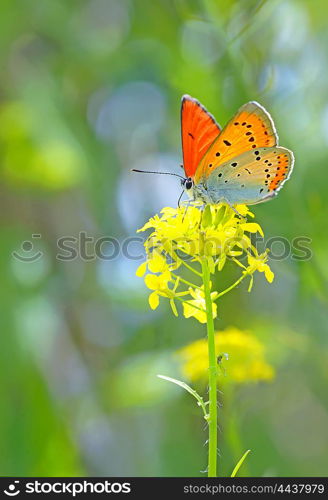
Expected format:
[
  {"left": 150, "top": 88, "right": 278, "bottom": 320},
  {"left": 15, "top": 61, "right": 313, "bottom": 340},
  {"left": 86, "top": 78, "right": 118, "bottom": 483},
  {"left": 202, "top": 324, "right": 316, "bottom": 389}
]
[
  {"left": 181, "top": 95, "right": 221, "bottom": 178},
  {"left": 194, "top": 101, "right": 278, "bottom": 183},
  {"left": 206, "top": 146, "right": 294, "bottom": 205}
]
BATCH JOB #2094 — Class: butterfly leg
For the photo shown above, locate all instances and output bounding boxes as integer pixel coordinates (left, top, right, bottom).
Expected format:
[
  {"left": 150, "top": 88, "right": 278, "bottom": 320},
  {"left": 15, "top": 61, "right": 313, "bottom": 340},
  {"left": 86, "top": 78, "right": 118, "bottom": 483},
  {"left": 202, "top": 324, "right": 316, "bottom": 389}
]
[
  {"left": 183, "top": 195, "right": 204, "bottom": 226},
  {"left": 223, "top": 199, "right": 246, "bottom": 220},
  {"left": 181, "top": 200, "right": 193, "bottom": 222},
  {"left": 177, "top": 189, "right": 185, "bottom": 208}
]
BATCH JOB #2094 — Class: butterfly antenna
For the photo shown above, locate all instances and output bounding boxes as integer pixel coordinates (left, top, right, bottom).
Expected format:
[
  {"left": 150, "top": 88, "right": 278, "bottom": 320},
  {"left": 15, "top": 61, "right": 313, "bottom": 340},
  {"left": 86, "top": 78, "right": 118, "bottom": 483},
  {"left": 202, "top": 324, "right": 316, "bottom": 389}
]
[{"left": 131, "top": 169, "right": 185, "bottom": 180}]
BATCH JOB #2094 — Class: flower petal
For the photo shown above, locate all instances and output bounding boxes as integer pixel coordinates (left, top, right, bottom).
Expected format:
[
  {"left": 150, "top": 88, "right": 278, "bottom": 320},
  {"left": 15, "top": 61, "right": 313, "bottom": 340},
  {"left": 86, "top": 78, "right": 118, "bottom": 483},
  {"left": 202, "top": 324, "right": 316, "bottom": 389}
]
[
  {"left": 148, "top": 252, "right": 167, "bottom": 273},
  {"left": 183, "top": 300, "right": 207, "bottom": 323},
  {"left": 144, "top": 274, "right": 159, "bottom": 290},
  {"left": 136, "top": 261, "right": 147, "bottom": 277},
  {"left": 149, "top": 291, "right": 160, "bottom": 310},
  {"left": 264, "top": 264, "right": 274, "bottom": 283},
  {"left": 241, "top": 223, "right": 264, "bottom": 237}
]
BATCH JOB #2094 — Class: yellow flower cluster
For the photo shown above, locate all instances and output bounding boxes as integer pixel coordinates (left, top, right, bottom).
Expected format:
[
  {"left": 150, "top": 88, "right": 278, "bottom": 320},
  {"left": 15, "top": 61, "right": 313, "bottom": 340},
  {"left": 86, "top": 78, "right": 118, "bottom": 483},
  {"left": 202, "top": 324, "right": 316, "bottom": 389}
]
[
  {"left": 136, "top": 203, "right": 274, "bottom": 322},
  {"left": 178, "top": 327, "right": 275, "bottom": 384}
]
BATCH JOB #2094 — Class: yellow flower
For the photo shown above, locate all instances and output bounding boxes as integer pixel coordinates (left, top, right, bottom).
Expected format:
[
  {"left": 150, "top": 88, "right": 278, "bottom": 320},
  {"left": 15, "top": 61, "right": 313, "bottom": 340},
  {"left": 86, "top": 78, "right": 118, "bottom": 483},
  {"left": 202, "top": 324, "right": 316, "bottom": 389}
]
[
  {"left": 177, "top": 327, "right": 275, "bottom": 384},
  {"left": 183, "top": 286, "right": 218, "bottom": 324},
  {"left": 138, "top": 203, "right": 266, "bottom": 267},
  {"left": 136, "top": 202, "right": 272, "bottom": 319},
  {"left": 144, "top": 270, "right": 172, "bottom": 310},
  {"left": 144, "top": 270, "right": 171, "bottom": 291},
  {"left": 247, "top": 251, "right": 274, "bottom": 284},
  {"left": 146, "top": 252, "right": 164, "bottom": 272}
]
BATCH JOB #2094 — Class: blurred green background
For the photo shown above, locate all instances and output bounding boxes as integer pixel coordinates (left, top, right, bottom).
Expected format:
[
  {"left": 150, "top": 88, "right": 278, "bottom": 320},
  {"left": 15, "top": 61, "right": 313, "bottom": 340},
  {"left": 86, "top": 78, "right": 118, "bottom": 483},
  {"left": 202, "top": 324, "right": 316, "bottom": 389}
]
[{"left": 1, "top": 0, "right": 327, "bottom": 477}]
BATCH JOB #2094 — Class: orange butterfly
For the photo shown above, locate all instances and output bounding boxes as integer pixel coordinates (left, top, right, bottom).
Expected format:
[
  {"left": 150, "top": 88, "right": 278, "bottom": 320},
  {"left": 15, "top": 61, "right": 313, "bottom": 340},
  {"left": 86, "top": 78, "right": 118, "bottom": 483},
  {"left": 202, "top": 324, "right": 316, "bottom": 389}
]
[
  {"left": 180, "top": 95, "right": 294, "bottom": 206},
  {"left": 133, "top": 95, "right": 294, "bottom": 208}
]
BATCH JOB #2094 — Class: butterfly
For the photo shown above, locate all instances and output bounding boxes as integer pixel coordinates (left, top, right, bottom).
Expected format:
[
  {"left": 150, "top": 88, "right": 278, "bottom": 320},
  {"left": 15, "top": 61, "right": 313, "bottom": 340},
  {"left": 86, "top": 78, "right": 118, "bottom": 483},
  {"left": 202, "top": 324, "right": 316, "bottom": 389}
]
[{"left": 180, "top": 95, "right": 294, "bottom": 207}]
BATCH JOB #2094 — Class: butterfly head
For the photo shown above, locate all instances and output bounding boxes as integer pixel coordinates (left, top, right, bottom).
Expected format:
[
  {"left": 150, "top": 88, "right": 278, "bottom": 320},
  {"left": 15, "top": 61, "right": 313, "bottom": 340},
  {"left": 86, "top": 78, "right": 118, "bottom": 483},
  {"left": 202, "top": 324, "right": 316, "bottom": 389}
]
[
  {"left": 181, "top": 175, "right": 211, "bottom": 203},
  {"left": 182, "top": 176, "right": 193, "bottom": 192}
]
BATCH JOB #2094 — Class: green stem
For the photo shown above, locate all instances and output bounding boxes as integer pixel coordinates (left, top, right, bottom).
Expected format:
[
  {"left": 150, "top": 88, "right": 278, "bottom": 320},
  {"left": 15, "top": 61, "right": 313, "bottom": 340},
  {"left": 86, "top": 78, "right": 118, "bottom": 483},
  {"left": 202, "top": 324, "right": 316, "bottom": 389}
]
[
  {"left": 216, "top": 271, "right": 249, "bottom": 299},
  {"left": 201, "top": 257, "right": 218, "bottom": 477},
  {"left": 171, "top": 273, "right": 202, "bottom": 290},
  {"left": 179, "top": 258, "right": 202, "bottom": 277},
  {"left": 174, "top": 295, "right": 205, "bottom": 313}
]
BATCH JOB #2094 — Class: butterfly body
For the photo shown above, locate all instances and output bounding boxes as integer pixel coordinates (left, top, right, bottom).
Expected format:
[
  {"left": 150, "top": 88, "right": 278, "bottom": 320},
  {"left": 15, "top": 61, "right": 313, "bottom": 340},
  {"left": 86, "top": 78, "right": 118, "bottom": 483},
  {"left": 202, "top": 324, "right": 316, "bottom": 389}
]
[{"left": 181, "top": 95, "right": 294, "bottom": 206}]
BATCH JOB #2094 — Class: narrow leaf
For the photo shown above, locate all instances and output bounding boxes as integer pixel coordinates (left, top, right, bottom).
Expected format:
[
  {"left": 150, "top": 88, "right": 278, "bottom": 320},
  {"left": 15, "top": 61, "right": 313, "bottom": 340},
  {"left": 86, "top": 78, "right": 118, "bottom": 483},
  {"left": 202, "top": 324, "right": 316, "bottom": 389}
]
[
  {"left": 201, "top": 204, "right": 212, "bottom": 228},
  {"left": 214, "top": 205, "right": 226, "bottom": 226},
  {"left": 231, "top": 449, "right": 251, "bottom": 477},
  {"left": 157, "top": 374, "right": 208, "bottom": 418}
]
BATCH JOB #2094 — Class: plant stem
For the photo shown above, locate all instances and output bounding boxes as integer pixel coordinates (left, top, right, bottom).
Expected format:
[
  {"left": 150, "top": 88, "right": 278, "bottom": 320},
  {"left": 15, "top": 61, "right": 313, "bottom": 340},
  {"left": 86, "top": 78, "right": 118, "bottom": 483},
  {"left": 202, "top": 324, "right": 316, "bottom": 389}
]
[
  {"left": 171, "top": 273, "right": 202, "bottom": 290},
  {"left": 179, "top": 258, "right": 202, "bottom": 277},
  {"left": 201, "top": 257, "right": 218, "bottom": 477},
  {"left": 216, "top": 271, "right": 248, "bottom": 299},
  {"left": 174, "top": 296, "right": 206, "bottom": 313}
]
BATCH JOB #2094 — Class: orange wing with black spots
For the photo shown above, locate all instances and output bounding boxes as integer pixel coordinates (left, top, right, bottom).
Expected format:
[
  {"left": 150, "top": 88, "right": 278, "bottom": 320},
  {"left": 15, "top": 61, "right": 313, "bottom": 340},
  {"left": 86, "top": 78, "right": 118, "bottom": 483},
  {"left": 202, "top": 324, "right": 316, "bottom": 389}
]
[
  {"left": 267, "top": 150, "right": 292, "bottom": 191},
  {"left": 194, "top": 101, "right": 278, "bottom": 183},
  {"left": 181, "top": 95, "right": 221, "bottom": 178},
  {"left": 206, "top": 146, "right": 294, "bottom": 205}
]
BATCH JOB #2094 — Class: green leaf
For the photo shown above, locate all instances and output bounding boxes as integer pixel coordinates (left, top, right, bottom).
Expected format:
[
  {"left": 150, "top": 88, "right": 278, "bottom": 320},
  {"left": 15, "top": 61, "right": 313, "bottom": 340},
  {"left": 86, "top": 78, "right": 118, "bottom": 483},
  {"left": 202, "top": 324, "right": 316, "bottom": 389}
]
[
  {"left": 157, "top": 374, "right": 208, "bottom": 418},
  {"left": 214, "top": 205, "right": 226, "bottom": 226},
  {"left": 207, "top": 256, "right": 215, "bottom": 274},
  {"left": 231, "top": 449, "right": 251, "bottom": 477},
  {"left": 217, "top": 253, "right": 226, "bottom": 271},
  {"left": 201, "top": 204, "right": 212, "bottom": 228}
]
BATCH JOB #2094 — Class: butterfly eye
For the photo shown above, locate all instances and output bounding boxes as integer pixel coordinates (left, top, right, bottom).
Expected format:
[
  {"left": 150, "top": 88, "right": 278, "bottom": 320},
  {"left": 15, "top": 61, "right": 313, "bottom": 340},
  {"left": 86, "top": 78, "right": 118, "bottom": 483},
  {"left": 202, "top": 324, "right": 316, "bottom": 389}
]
[{"left": 185, "top": 178, "right": 193, "bottom": 190}]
